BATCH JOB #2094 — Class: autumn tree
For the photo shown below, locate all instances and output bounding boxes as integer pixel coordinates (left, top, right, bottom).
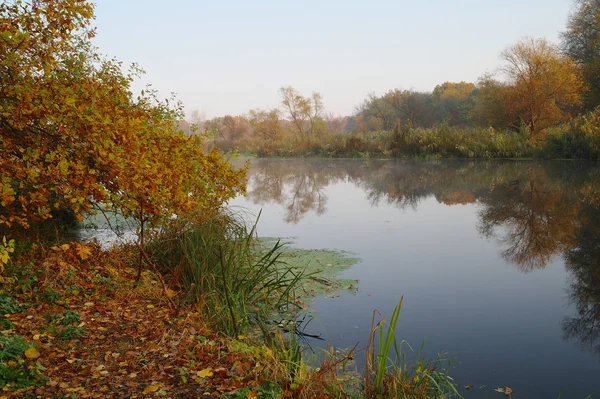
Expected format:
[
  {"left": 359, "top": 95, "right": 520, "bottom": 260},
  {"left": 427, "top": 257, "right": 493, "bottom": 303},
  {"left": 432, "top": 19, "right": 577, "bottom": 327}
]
[
  {"left": 561, "top": 0, "right": 600, "bottom": 109},
  {"left": 500, "top": 37, "right": 584, "bottom": 136},
  {"left": 326, "top": 113, "right": 349, "bottom": 134},
  {"left": 279, "top": 86, "right": 326, "bottom": 141},
  {"left": 472, "top": 74, "right": 513, "bottom": 129},
  {"left": 248, "top": 108, "right": 282, "bottom": 141},
  {"left": 354, "top": 93, "right": 395, "bottom": 131},
  {"left": 432, "top": 82, "right": 476, "bottom": 126},
  {"left": 0, "top": 1, "right": 245, "bottom": 246},
  {"left": 354, "top": 90, "right": 434, "bottom": 132}
]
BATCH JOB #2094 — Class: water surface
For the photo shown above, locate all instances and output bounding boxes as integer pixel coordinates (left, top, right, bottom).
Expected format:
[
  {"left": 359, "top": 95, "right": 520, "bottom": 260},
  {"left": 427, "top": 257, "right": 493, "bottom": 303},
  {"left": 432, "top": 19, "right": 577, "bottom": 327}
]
[{"left": 230, "top": 159, "right": 600, "bottom": 398}]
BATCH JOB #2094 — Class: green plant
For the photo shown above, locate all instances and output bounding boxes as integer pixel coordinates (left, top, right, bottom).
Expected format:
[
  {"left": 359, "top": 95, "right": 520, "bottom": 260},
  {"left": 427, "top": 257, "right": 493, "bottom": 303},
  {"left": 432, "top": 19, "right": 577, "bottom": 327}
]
[
  {"left": 366, "top": 297, "right": 404, "bottom": 395},
  {"left": 364, "top": 297, "right": 461, "bottom": 399},
  {"left": 0, "top": 294, "right": 27, "bottom": 315},
  {"left": 228, "top": 382, "right": 283, "bottom": 399},
  {"left": 148, "top": 211, "right": 307, "bottom": 335},
  {"left": 59, "top": 310, "right": 80, "bottom": 326},
  {"left": 41, "top": 288, "right": 61, "bottom": 304},
  {"left": 0, "top": 361, "right": 47, "bottom": 390},
  {"left": 57, "top": 326, "right": 86, "bottom": 340},
  {"left": 0, "top": 334, "right": 46, "bottom": 390},
  {"left": 0, "top": 334, "right": 29, "bottom": 360},
  {"left": 0, "top": 318, "right": 15, "bottom": 329}
]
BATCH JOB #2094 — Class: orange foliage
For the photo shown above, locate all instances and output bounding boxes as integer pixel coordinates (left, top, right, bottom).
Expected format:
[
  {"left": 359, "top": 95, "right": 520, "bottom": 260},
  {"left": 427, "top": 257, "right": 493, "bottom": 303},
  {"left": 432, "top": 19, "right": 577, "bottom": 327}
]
[{"left": 0, "top": 0, "right": 245, "bottom": 232}]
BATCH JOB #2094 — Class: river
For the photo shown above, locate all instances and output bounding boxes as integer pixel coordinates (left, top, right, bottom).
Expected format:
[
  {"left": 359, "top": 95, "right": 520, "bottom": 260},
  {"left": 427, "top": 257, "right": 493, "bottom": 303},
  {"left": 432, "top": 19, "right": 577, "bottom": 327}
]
[{"left": 230, "top": 158, "right": 600, "bottom": 399}]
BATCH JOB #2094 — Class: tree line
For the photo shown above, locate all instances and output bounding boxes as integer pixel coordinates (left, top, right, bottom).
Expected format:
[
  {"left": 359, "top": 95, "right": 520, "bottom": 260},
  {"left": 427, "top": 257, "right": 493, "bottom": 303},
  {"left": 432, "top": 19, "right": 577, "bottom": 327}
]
[{"left": 189, "top": 0, "right": 600, "bottom": 153}]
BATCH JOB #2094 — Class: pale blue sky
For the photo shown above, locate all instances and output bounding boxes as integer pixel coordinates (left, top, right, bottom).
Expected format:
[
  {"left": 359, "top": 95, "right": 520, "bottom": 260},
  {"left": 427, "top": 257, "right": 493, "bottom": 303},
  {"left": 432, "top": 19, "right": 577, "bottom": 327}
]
[{"left": 93, "top": 0, "right": 572, "bottom": 118}]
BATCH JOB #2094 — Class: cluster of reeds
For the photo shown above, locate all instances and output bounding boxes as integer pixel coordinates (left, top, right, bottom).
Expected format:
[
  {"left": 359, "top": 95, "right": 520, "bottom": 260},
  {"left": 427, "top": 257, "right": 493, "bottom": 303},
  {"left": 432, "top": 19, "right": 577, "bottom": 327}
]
[
  {"left": 363, "top": 297, "right": 461, "bottom": 399},
  {"left": 146, "top": 211, "right": 305, "bottom": 335}
]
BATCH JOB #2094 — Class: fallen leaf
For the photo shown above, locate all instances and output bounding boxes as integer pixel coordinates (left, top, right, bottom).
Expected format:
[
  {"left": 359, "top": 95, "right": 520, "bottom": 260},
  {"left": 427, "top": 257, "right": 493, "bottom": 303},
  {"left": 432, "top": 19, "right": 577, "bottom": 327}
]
[
  {"left": 24, "top": 347, "right": 40, "bottom": 359},
  {"left": 142, "top": 384, "right": 160, "bottom": 394},
  {"left": 75, "top": 243, "right": 92, "bottom": 260},
  {"left": 197, "top": 368, "right": 214, "bottom": 378}
]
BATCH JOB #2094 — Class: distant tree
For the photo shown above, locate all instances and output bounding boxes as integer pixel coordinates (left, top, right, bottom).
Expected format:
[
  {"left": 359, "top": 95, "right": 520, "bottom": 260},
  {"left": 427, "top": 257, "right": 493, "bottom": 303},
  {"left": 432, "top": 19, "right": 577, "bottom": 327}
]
[
  {"left": 355, "top": 93, "right": 395, "bottom": 131},
  {"left": 500, "top": 37, "right": 584, "bottom": 136},
  {"left": 561, "top": 0, "right": 600, "bottom": 109},
  {"left": 326, "top": 113, "right": 348, "bottom": 134},
  {"left": 200, "top": 115, "right": 251, "bottom": 151},
  {"left": 383, "top": 89, "right": 434, "bottom": 127},
  {"left": 221, "top": 115, "right": 250, "bottom": 141},
  {"left": 432, "top": 82, "right": 476, "bottom": 126},
  {"left": 472, "top": 74, "right": 514, "bottom": 129},
  {"left": 248, "top": 108, "right": 282, "bottom": 141},
  {"left": 279, "top": 86, "right": 325, "bottom": 140},
  {"left": 354, "top": 90, "right": 434, "bottom": 131}
]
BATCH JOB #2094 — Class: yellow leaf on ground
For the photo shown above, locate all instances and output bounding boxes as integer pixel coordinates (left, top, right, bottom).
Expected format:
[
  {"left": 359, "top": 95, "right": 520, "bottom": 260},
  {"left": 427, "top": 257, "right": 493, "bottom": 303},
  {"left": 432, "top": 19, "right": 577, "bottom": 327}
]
[
  {"left": 74, "top": 243, "right": 92, "bottom": 260},
  {"left": 196, "top": 368, "right": 213, "bottom": 378},
  {"left": 24, "top": 347, "right": 40, "bottom": 359},
  {"left": 142, "top": 384, "right": 160, "bottom": 394}
]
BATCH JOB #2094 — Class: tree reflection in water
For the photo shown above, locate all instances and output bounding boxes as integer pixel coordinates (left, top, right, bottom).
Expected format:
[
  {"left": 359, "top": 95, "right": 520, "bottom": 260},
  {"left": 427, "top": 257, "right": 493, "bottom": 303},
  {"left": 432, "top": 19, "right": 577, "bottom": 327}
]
[
  {"left": 243, "top": 159, "right": 600, "bottom": 356},
  {"left": 563, "top": 204, "right": 600, "bottom": 357}
]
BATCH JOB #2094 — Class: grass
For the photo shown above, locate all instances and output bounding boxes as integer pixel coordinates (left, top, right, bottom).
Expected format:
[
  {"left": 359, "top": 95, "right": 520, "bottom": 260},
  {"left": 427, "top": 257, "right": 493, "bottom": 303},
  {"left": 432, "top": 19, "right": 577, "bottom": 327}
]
[
  {"left": 146, "top": 211, "right": 308, "bottom": 335},
  {"left": 364, "top": 297, "right": 461, "bottom": 399}
]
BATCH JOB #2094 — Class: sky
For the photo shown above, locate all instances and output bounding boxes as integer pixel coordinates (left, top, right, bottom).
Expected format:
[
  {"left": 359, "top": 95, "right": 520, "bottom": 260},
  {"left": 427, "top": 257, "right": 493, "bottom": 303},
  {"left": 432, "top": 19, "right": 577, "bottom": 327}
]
[{"left": 92, "top": 0, "right": 573, "bottom": 119}]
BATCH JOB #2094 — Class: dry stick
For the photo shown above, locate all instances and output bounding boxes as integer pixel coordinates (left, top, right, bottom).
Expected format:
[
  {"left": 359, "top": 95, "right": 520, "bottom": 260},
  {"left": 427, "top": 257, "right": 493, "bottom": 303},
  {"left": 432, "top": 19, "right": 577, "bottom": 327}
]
[
  {"left": 137, "top": 243, "right": 178, "bottom": 313},
  {"left": 219, "top": 246, "right": 238, "bottom": 335}
]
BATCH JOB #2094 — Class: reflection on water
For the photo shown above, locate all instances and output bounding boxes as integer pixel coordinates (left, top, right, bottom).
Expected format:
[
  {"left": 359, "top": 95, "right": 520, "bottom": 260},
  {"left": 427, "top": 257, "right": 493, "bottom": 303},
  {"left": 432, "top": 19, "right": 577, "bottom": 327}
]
[
  {"left": 234, "top": 158, "right": 600, "bottom": 396},
  {"left": 563, "top": 203, "right": 600, "bottom": 357}
]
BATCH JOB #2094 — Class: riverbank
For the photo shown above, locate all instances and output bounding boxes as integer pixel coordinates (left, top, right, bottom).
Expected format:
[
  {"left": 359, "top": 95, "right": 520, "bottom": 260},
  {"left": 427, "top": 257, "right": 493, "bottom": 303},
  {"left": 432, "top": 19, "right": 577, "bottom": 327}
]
[
  {"left": 226, "top": 110, "right": 600, "bottom": 162},
  {"left": 0, "top": 230, "right": 465, "bottom": 398},
  {"left": 0, "top": 240, "right": 356, "bottom": 398}
]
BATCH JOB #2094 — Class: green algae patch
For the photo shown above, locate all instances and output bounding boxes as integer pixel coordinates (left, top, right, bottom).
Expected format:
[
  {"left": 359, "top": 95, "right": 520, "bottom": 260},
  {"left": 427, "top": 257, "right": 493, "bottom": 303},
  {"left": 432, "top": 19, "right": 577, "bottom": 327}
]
[{"left": 259, "top": 238, "right": 360, "bottom": 302}]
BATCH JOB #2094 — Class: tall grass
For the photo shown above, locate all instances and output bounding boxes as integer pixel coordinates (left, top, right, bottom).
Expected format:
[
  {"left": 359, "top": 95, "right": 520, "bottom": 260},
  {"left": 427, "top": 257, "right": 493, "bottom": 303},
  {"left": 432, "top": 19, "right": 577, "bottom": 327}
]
[
  {"left": 249, "top": 125, "right": 531, "bottom": 159},
  {"left": 147, "top": 211, "right": 305, "bottom": 335},
  {"left": 364, "top": 297, "right": 461, "bottom": 399},
  {"left": 544, "top": 109, "right": 600, "bottom": 160}
]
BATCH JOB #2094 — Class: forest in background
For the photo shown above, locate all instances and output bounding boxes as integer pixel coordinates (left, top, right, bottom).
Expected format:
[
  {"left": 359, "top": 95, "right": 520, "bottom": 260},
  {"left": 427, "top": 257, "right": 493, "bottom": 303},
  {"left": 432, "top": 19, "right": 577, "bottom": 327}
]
[{"left": 184, "top": 0, "right": 600, "bottom": 159}]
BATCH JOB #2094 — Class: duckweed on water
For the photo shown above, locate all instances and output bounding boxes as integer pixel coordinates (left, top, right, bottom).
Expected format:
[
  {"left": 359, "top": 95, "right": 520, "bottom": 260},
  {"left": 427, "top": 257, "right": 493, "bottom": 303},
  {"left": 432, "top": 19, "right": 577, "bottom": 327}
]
[{"left": 259, "top": 238, "right": 360, "bottom": 301}]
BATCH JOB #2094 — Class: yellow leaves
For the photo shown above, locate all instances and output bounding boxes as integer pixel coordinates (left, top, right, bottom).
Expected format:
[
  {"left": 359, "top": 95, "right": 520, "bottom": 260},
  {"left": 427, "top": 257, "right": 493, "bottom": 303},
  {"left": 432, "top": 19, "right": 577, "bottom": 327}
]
[
  {"left": 191, "top": 367, "right": 214, "bottom": 384},
  {"left": 24, "top": 347, "right": 40, "bottom": 359},
  {"left": 197, "top": 368, "right": 214, "bottom": 378},
  {"left": 2, "top": 0, "right": 246, "bottom": 237},
  {"left": 74, "top": 242, "right": 92, "bottom": 261},
  {"left": 142, "top": 384, "right": 160, "bottom": 394},
  {"left": 52, "top": 244, "right": 70, "bottom": 252},
  {"left": 0, "top": 236, "right": 15, "bottom": 266},
  {"left": 50, "top": 242, "right": 93, "bottom": 261}
]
